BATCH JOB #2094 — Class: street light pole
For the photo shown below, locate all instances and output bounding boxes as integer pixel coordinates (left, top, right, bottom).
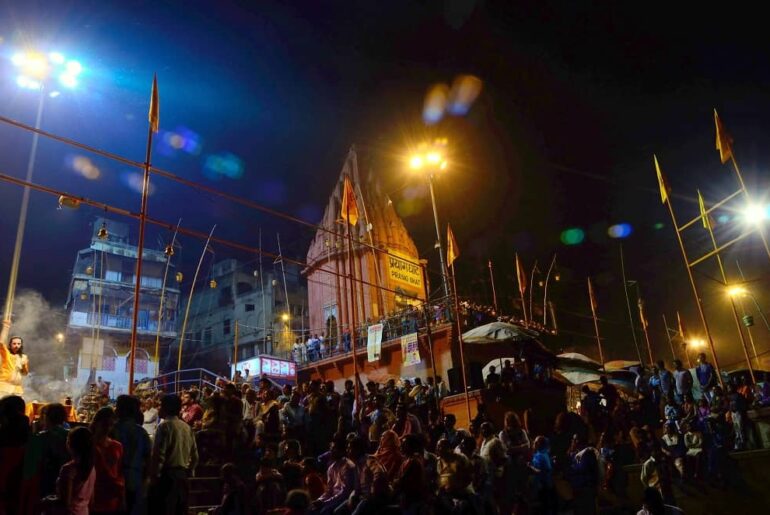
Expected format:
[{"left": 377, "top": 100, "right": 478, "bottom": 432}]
[
  {"left": 0, "top": 90, "right": 45, "bottom": 345},
  {"left": 427, "top": 174, "right": 450, "bottom": 297}
]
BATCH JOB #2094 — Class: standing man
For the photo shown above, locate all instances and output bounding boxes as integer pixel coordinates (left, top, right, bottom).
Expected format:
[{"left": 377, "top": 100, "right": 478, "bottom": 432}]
[
  {"left": 0, "top": 333, "right": 28, "bottom": 396},
  {"left": 149, "top": 394, "right": 199, "bottom": 515},
  {"left": 672, "top": 359, "right": 692, "bottom": 404},
  {"left": 657, "top": 361, "right": 674, "bottom": 402},
  {"left": 695, "top": 353, "right": 717, "bottom": 401}
]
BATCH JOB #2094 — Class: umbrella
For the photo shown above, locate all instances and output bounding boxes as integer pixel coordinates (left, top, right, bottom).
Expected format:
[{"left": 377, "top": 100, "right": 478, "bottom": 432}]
[
  {"left": 604, "top": 360, "right": 641, "bottom": 371},
  {"left": 461, "top": 322, "right": 556, "bottom": 367},
  {"left": 462, "top": 321, "right": 539, "bottom": 343},
  {"left": 557, "top": 353, "right": 602, "bottom": 371},
  {"left": 554, "top": 369, "right": 602, "bottom": 385}
]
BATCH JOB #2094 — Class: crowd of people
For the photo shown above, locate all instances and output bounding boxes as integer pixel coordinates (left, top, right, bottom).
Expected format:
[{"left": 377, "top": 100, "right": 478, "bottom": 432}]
[{"left": 3, "top": 348, "right": 764, "bottom": 515}]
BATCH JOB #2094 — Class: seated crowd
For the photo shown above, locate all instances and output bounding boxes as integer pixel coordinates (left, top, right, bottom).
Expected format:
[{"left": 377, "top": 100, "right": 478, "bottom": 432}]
[{"left": 0, "top": 349, "right": 764, "bottom": 515}]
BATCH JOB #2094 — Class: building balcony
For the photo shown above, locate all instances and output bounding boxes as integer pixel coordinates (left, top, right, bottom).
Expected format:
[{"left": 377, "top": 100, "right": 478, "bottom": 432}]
[{"left": 68, "top": 311, "right": 177, "bottom": 337}]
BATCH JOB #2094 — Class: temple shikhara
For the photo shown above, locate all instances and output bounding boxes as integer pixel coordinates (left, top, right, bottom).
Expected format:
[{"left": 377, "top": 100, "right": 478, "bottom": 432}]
[{"left": 304, "top": 147, "right": 425, "bottom": 342}]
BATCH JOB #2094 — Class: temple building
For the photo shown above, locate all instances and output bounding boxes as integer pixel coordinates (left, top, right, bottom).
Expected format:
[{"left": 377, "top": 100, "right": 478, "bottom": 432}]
[{"left": 304, "top": 148, "right": 425, "bottom": 343}]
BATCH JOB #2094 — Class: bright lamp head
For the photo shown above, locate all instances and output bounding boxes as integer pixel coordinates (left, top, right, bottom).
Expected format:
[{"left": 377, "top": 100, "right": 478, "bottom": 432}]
[
  {"left": 58, "top": 73, "right": 78, "bottom": 89},
  {"left": 743, "top": 204, "right": 768, "bottom": 225}
]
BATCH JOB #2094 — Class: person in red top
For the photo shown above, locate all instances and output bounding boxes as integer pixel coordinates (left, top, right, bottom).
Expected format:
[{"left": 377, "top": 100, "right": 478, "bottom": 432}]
[
  {"left": 180, "top": 390, "right": 204, "bottom": 427},
  {"left": 89, "top": 407, "right": 125, "bottom": 515}
]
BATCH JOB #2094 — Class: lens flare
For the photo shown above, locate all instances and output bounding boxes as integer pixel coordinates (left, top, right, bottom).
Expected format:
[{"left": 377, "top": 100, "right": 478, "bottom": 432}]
[
  {"left": 447, "top": 74, "right": 483, "bottom": 116},
  {"left": 607, "top": 223, "right": 632, "bottom": 239},
  {"left": 422, "top": 83, "right": 449, "bottom": 125},
  {"left": 69, "top": 155, "right": 101, "bottom": 180},
  {"left": 560, "top": 228, "right": 585, "bottom": 245}
]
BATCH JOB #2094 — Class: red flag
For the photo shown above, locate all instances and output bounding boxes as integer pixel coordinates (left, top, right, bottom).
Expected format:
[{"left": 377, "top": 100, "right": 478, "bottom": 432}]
[
  {"left": 340, "top": 176, "right": 359, "bottom": 226},
  {"left": 148, "top": 74, "right": 159, "bottom": 133}
]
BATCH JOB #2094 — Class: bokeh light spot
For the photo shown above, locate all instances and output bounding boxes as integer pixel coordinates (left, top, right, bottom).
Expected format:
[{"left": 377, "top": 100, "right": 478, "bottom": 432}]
[
  {"left": 68, "top": 155, "right": 101, "bottom": 180},
  {"left": 560, "top": 228, "right": 585, "bottom": 245},
  {"left": 607, "top": 223, "right": 632, "bottom": 239},
  {"left": 717, "top": 214, "right": 730, "bottom": 224},
  {"left": 447, "top": 74, "right": 483, "bottom": 116},
  {"left": 653, "top": 222, "right": 664, "bottom": 230},
  {"left": 121, "top": 171, "right": 156, "bottom": 195},
  {"left": 203, "top": 152, "right": 244, "bottom": 181},
  {"left": 422, "top": 83, "right": 449, "bottom": 125}
]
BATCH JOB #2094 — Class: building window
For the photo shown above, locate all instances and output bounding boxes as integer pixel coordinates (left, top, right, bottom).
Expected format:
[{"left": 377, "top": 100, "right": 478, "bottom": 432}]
[
  {"left": 219, "top": 286, "right": 232, "bottom": 307},
  {"left": 223, "top": 319, "right": 231, "bottom": 335},
  {"left": 105, "top": 270, "right": 121, "bottom": 282},
  {"left": 245, "top": 304, "right": 255, "bottom": 312}
]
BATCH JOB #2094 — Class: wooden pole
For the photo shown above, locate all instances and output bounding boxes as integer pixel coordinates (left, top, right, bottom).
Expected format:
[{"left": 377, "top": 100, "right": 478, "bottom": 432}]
[
  {"left": 662, "top": 314, "right": 677, "bottom": 361},
  {"left": 587, "top": 277, "right": 605, "bottom": 371},
  {"left": 488, "top": 260, "right": 499, "bottom": 315},
  {"left": 620, "top": 243, "right": 644, "bottom": 365},
  {"left": 542, "top": 253, "right": 557, "bottom": 326},
  {"left": 662, "top": 191, "right": 724, "bottom": 387},
  {"left": 420, "top": 263, "right": 440, "bottom": 414},
  {"left": 176, "top": 226, "right": 216, "bottom": 392},
  {"left": 346, "top": 197, "right": 360, "bottom": 402},
  {"left": 128, "top": 82, "right": 157, "bottom": 394},
  {"left": 233, "top": 320, "right": 239, "bottom": 373},
  {"left": 155, "top": 219, "right": 181, "bottom": 369},
  {"left": 450, "top": 263, "right": 472, "bottom": 423},
  {"left": 702, "top": 199, "right": 756, "bottom": 384}
]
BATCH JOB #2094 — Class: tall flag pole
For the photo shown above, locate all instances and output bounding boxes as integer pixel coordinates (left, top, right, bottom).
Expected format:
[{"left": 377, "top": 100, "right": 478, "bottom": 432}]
[
  {"left": 587, "top": 277, "right": 605, "bottom": 371},
  {"left": 714, "top": 109, "right": 770, "bottom": 263},
  {"left": 154, "top": 218, "right": 181, "bottom": 370},
  {"left": 515, "top": 253, "right": 528, "bottom": 326},
  {"left": 654, "top": 155, "right": 723, "bottom": 386},
  {"left": 698, "top": 190, "right": 756, "bottom": 384},
  {"left": 129, "top": 75, "right": 159, "bottom": 394},
  {"left": 177, "top": 225, "right": 216, "bottom": 391},
  {"left": 542, "top": 253, "right": 557, "bottom": 326},
  {"left": 619, "top": 243, "right": 644, "bottom": 365},
  {"left": 637, "top": 296, "right": 654, "bottom": 367},
  {"left": 676, "top": 311, "right": 693, "bottom": 368},
  {"left": 342, "top": 176, "right": 361, "bottom": 401},
  {"left": 488, "top": 260, "right": 499, "bottom": 315},
  {"left": 662, "top": 314, "right": 677, "bottom": 361},
  {"left": 528, "top": 260, "right": 539, "bottom": 328},
  {"left": 447, "top": 224, "right": 472, "bottom": 423}
]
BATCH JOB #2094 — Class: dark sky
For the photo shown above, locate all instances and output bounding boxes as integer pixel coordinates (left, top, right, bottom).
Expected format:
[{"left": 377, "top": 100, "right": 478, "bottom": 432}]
[{"left": 2, "top": 0, "right": 770, "bottom": 367}]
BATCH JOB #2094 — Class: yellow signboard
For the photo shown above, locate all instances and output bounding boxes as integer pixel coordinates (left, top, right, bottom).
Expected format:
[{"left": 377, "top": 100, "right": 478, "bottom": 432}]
[{"left": 386, "top": 251, "right": 423, "bottom": 291}]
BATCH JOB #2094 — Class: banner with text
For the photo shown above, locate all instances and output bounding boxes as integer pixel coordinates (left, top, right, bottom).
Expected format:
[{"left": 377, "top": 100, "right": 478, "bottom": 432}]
[
  {"left": 387, "top": 251, "right": 423, "bottom": 292},
  {"left": 401, "top": 332, "right": 421, "bottom": 366},
  {"left": 367, "top": 323, "right": 383, "bottom": 362}
]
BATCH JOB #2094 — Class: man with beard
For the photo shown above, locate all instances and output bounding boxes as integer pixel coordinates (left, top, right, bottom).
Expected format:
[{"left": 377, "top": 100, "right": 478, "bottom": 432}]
[{"left": 0, "top": 334, "right": 29, "bottom": 396}]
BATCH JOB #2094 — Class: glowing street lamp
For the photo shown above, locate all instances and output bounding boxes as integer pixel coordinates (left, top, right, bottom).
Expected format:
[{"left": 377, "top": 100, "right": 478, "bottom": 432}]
[
  {"left": 408, "top": 139, "right": 450, "bottom": 297},
  {"left": 727, "top": 285, "right": 748, "bottom": 298},
  {"left": 281, "top": 313, "right": 290, "bottom": 323},
  {"left": 742, "top": 204, "right": 769, "bottom": 225},
  {"left": 0, "top": 49, "right": 85, "bottom": 345}
]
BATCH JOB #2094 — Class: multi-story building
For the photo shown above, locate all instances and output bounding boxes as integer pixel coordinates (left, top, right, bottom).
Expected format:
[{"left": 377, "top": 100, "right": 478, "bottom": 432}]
[
  {"left": 64, "top": 217, "right": 179, "bottom": 395},
  {"left": 180, "top": 258, "right": 307, "bottom": 377}
]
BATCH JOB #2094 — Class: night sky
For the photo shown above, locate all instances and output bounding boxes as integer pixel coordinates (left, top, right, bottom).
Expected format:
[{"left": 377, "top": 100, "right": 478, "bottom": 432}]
[{"left": 2, "top": 1, "right": 770, "bottom": 368}]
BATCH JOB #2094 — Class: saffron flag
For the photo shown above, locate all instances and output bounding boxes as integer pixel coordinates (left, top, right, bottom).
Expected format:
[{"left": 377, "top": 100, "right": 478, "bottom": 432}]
[
  {"left": 714, "top": 109, "right": 734, "bottom": 164},
  {"left": 676, "top": 311, "right": 687, "bottom": 341},
  {"left": 697, "top": 190, "right": 715, "bottom": 231},
  {"left": 340, "top": 176, "right": 359, "bottom": 226},
  {"left": 148, "top": 74, "right": 159, "bottom": 133},
  {"left": 447, "top": 224, "right": 459, "bottom": 268},
  {"left": 638, "top": 298, "right": 649, "bottom": 329},
  {"left": 653, "top": 155, "right": 669, "bottom": 204},
  {"left": 587, "top": 277, "right": 598, "bottom": 313},
  {"left": 515, "top": 253, "right": 527, "bottom": 295}
]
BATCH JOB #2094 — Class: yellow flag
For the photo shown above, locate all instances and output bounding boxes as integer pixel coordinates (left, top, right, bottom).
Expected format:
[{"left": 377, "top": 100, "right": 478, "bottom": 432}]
[
  {"left": 515, "top": 254, "right": 527, "bottom": 295},
  {"left": 697, "top": 190, "right": 714, "bottom": 230},
  {"left": 340, "top": 176, "right": 359, "bottom": 226},
  {"left": 446, "top": 223, "right": 459, "bottom": 268},
  {"left": 148, "top": 74, "right": 159, "bottom": 133},
  {"left": 653, "top": 155, "right": 669, "bottom": 204},
  {"left": 714, "top": 109, "right": 733, "bottom": 164},
  {"left": 676, "top": 310, "right": 687, "bottom": 341}
]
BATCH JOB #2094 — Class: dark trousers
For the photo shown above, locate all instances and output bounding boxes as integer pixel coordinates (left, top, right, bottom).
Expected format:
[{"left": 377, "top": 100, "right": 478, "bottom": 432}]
[{"left": 149, "top": 468, "right": 189, "bottom": 515}]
